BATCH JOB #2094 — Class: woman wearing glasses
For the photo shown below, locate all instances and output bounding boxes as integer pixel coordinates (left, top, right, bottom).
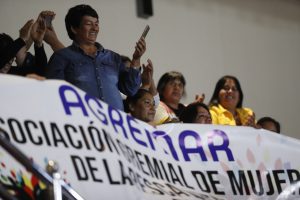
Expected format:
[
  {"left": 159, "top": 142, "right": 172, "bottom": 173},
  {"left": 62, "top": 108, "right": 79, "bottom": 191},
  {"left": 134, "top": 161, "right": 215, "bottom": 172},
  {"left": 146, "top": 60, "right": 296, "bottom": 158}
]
[{"left": 180, "top": 102, "right": 212, "bottom": 124}]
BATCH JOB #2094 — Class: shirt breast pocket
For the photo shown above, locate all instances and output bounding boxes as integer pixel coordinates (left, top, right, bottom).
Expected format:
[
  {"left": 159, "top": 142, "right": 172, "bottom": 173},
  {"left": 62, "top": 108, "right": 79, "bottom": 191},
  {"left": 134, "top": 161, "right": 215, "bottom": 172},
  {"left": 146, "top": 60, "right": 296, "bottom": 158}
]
[
  {"left": 101, "top": 61, "right": 119, "bottom": 83},
  {"left": 68, "top": 60, "right": 94, "bottom": 82}
]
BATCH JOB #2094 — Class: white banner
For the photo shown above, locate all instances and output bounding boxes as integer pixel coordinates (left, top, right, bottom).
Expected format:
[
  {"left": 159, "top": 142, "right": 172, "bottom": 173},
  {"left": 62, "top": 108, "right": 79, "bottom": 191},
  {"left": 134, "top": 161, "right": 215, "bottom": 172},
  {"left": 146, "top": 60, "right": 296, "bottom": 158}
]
[{"left": 1, "top": 74, "right": 300, "bottom": 200}]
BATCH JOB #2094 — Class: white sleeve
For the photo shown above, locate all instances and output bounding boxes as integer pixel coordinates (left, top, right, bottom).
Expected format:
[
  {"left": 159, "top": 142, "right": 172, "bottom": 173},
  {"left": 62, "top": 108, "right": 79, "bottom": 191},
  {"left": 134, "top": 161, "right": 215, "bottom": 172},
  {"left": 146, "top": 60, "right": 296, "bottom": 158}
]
[{"left": 153, "top": 93, "right": 160, "bottom": 108}]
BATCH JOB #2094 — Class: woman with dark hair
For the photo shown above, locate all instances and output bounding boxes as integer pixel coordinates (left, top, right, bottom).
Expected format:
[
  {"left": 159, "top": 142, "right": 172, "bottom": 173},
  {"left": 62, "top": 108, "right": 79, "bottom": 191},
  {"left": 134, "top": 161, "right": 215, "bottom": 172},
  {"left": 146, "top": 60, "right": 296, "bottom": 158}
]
[
  {"left": 124, "top": 89, "right": 156, "bottom": 125},
  {"left": 209, "top": 75, "right": 256, "bottom": 127},
  {"left": 153, "top": 71, "right": 186, "bottom": 125},
  {"left": 153, "top": 71, "right": 204, "bottom": 125},
  {"left": 180, "top": 102, "right": 212, "bottom": 124}
]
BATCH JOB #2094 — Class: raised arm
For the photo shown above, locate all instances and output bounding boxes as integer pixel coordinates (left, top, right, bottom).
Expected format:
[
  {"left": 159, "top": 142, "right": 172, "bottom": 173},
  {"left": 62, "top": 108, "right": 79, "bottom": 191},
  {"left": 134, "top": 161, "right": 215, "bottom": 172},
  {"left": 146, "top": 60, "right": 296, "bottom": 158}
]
[
  {"left": 41, "top": 11, "right": 65, "bottom": 52},
  {"left": 15, "top": 19, "right": 34, "bottom": 67},
  {"left": 141, "top": 59, "right": 157, "bottom": 96},
  {"left": 140, "top": 59, "right": 160, "bottom": 107},
  {"left": 131, "top": 37, "right": 146, "bottom": 68}
]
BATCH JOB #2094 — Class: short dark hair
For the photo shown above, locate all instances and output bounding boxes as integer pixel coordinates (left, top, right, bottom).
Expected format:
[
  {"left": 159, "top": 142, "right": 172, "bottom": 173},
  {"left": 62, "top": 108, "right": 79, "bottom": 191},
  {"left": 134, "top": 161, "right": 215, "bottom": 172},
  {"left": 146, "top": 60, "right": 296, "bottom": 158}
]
[
  {"left": 157, "top": 71, "right": 186, "bottom": 101},
  {"left": 65, "top": 4, "right": 98, "bottom": 40},
  {"left": 0, "top": 33, "right": 14, "bottom": 57},
  {"left": 180, "top": 102, "right": 210, "bottom": 123},
  {"left": 209, "top": 75, "right": 244, "bottom": 108},
  {"left": 257, "top": 117, "right": 281, "bottom": 133}
]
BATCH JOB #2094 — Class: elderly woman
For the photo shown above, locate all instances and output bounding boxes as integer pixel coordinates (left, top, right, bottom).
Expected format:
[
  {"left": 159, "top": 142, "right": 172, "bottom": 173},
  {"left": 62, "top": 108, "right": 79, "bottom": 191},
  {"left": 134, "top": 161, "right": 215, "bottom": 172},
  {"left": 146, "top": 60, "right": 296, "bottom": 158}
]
[
  {"left": 153, "top": 71, "right": 205, "bottom": 125},
  {"left": 209, "top": 75, "right": 256, "bottom": 127},
  {"left": 153, "top": 71, "right": 186, "bottom": 125}
]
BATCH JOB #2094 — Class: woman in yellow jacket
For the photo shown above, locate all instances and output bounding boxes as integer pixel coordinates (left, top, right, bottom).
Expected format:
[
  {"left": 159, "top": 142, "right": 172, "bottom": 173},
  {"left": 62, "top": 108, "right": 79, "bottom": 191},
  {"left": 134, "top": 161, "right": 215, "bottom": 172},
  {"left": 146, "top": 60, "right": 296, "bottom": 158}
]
[{"left": 209, "top": 75, "right": 256, "bottom": 127}]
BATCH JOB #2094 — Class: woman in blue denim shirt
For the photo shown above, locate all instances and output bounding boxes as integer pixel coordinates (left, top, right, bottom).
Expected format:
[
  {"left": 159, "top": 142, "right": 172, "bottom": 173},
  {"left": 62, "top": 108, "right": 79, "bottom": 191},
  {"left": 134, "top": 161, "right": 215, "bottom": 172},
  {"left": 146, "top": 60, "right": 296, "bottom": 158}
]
[{"left": 46, "top": 4, "right": 146, "bottom": 111}]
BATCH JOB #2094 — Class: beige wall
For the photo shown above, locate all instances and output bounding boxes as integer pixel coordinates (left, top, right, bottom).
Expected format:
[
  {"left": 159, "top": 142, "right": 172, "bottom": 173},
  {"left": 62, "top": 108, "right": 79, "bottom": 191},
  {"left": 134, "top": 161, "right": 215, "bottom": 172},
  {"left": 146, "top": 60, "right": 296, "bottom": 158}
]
[{"left": 1, "top": 0, "right": 300, "bottom": 139}]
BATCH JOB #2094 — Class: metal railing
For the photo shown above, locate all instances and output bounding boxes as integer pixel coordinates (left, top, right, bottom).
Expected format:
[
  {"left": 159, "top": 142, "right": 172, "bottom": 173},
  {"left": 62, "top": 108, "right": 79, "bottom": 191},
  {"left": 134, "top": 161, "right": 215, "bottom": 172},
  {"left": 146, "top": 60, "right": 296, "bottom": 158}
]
[{"left": 0, "top": 129, "right": 85, "bottom": 200}]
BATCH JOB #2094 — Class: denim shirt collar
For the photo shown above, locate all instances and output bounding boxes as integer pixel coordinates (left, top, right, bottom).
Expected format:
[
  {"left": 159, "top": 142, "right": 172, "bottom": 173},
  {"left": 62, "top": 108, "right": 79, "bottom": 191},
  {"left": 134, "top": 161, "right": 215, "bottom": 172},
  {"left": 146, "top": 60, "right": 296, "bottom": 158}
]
[
  {"left": 71, "top": 41, "right": 104, "bottom": 57},
  {"left": 217, "top": 103, "right": 243, "bottom": 115}
]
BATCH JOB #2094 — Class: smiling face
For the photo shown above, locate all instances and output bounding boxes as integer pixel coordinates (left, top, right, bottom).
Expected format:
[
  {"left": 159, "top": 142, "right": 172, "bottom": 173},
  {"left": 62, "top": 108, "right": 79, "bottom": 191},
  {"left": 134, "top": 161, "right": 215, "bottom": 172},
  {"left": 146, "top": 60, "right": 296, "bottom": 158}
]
[
  {"left": 162, "top": 79, "right": 184, "bottom": 106},
  {"left": 218, "top": 78, "right": 240, "bottom": 111},
  {"left": 73, "top": 16, "right": 99, "bottom": 44},
  {"left": 130, "top": 92, "right": 156, "bottom": 123}
]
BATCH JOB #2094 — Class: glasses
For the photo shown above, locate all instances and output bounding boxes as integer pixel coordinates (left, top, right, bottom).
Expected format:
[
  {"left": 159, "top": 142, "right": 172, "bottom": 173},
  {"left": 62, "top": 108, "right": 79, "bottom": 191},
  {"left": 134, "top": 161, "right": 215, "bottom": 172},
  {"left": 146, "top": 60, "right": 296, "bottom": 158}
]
[{"left": 196, "top": 114, "right": 212, "bottom": 121}]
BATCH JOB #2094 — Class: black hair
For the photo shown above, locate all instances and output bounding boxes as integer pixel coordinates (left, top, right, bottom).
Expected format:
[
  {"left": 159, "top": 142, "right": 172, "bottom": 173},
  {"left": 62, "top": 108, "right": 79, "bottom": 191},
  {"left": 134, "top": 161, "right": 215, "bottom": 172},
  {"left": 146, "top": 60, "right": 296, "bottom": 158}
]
[
  {"left": 0, "top": 33, "right": 14, "bottom": 57},
  {"left": 124, "top": 89, "right": 152, "bottom": 113},
  {"left": 209, "top": 75, "right": 244, "bottom": 108},
  {"left": 65, "top": 4, "right": 98, "bottom": 40},
  {"left": 257, "top": 117, "right": 281, "bottom": 133},
  {"left": 180, "top": 102, "right": 210, "bottom": 123},
  {"left": 157, "top": 71, "right": 186, "bottom": 101}
]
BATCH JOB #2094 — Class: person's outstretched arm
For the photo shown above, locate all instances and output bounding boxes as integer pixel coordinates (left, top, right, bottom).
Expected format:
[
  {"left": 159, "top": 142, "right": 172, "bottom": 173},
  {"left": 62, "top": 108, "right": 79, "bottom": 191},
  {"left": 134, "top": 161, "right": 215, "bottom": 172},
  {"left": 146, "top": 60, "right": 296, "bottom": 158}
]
[
  {"left": 118, "top": 37, "right": 146, "bottom": 96},
  {"left": 0, "top": 20, "right": 33, "bottom": 69},
  {"left": 41, "top": 11, "right": 65, "bottom": 52}
]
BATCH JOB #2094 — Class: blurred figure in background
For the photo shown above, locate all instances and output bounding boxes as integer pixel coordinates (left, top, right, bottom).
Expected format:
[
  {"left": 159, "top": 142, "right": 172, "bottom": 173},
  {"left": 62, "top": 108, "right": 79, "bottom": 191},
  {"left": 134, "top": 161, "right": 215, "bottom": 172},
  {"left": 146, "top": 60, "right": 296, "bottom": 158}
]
[
  {"left": 0, "top": 19, "right": 46, "bottom": 77},
  {"left": 257, "top": 116, "right": 280, "bottom": 133},
  {"left": 0, "top": 11, "right": 64, "bottom": 80}
]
